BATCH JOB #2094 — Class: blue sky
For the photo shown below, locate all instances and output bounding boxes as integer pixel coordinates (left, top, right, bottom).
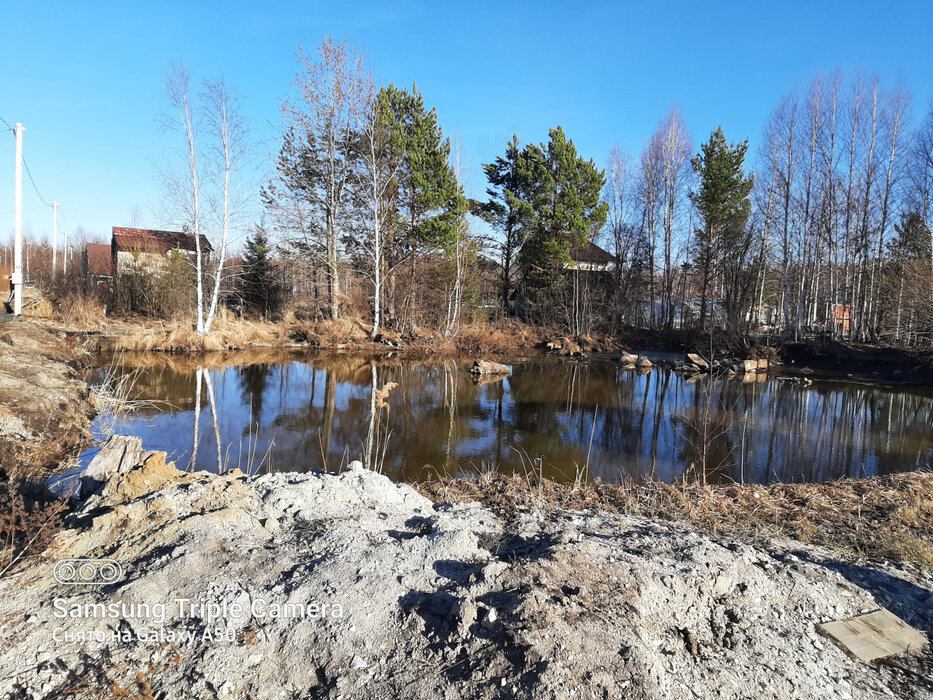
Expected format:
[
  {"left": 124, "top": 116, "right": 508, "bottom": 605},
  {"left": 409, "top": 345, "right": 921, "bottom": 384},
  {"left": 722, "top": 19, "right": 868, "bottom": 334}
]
[{"left": 1, "top": 0, "right": 931, "bottom": 246}]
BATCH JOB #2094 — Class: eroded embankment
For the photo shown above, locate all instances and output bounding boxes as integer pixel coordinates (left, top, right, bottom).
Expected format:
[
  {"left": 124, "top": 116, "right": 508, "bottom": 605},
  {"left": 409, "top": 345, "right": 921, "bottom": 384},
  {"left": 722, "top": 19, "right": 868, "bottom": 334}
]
[
  {"left": 0, "top": 457, "right": 930, "bottom": 699},
  {"left": 0, "top": 320, "right": 94, "bottom": 479}
]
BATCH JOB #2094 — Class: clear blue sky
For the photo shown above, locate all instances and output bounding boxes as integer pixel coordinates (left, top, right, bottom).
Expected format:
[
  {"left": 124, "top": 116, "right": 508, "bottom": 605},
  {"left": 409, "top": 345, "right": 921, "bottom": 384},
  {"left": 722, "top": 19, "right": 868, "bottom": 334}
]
[{"left": 1, "top": 0, "right": 931, "bottom": 245}]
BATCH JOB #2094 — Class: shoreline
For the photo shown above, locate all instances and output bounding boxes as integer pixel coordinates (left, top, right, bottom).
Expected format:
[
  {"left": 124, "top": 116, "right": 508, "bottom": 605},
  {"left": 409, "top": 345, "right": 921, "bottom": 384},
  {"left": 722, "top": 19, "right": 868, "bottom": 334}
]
[{"left": 43, "top": 312, "right": 933, "bottom": 388}]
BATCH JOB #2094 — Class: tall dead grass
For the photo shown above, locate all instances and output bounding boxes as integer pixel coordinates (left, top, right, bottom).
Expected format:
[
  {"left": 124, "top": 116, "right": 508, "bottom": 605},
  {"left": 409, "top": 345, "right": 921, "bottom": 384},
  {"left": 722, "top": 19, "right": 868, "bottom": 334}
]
[
  {"left": 103, "top": 309, "right": 283, "bottom": 352},
  {"left": 95, "top": 312, "right": 555, "bottom": 356},
  {"left": 417, "top": 470, "right": 933, "bottom": 569},
  {"left": 54, "top": 293, "right": 106, "bottom": 329}
]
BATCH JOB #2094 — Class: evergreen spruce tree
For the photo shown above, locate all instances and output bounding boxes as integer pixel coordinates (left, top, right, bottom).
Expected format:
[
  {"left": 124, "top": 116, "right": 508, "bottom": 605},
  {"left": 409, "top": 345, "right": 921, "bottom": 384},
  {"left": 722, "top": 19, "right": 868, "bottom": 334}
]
[
  {"left": 689, "top": 127, "right": 753, "bottom": 330},
  {"left": 238, "top": 226, "right": 281, "bottom": 319}
]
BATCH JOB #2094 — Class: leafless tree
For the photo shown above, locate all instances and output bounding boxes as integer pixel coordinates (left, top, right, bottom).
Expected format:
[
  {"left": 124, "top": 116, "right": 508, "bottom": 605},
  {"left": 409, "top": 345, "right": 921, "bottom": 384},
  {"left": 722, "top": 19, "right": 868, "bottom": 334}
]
[
  {"left": 355, "top": 79, "right": 400, "bottom": 338},
  {"left": 275, "top": 37, "right": 368, "bottom": 321},
  {"left": 656, "top": 108, "right": 691, "bottom": 329},
  {"left": 162, "top": 64, "right": 251, "bottom": 334}
]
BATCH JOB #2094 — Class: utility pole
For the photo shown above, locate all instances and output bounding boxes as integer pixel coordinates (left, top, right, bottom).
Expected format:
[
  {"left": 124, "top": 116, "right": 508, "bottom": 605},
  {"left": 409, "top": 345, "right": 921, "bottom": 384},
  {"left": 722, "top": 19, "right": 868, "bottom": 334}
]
[
  {"left": 52, "top": 201, "right": 58, "bottom": 273},
  {"left": 12, "top": 123, "right": 24, "bottom": 316}
]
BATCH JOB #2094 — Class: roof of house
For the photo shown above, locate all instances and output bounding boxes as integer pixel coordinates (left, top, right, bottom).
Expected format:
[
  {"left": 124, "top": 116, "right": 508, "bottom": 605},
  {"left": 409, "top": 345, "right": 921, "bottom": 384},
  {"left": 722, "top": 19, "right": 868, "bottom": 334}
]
[
  {"left": 112, "top": 227, "right": 213, "bottom": 254},
  {"left": 569, "top": 242, "right": 616, "bottom": 265},
  {"left": 84, "top": 243, "right": 112, "bottom": 276}
]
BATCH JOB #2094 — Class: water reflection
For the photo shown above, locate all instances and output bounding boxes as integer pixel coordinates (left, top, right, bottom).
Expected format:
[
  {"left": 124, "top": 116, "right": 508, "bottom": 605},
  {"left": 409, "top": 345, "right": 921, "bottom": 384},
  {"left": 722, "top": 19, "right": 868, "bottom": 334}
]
[{"left": 87, "top": 352, "right": 933, "bottom": 484}]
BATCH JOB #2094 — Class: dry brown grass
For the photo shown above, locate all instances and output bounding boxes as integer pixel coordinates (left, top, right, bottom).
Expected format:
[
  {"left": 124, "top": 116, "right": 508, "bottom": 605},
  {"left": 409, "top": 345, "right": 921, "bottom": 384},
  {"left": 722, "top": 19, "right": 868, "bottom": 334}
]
[
  {"left": 287, "top": 315, "right": 372, "bottom": 346},
  {"left": 22, "top": 296, "right": 54, "bottom": 319},
  {"left": 101, "top": 309, "right": 284, "bottom": 352},
  {"left": 54, "top": 293, "right": 106, "bottom": 328},
  {"left": 81, "top": 310, "right": 556, "bottom": 357},
  {"left": 417, "top": 471, "right": 933, "bottom": 569},
  {"left": 450, "top": 321, "right": 549, "bottom": 354}
]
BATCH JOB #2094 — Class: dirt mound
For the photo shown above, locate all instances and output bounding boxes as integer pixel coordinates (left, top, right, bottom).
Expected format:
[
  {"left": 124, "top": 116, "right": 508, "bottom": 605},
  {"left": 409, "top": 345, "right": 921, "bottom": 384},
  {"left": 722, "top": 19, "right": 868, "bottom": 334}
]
[
  {"left": 0, "top": 461, "right": 929, "bottom": 698},
  {"left": 0, "top": 320, "right": 93, "bottom": 479}
]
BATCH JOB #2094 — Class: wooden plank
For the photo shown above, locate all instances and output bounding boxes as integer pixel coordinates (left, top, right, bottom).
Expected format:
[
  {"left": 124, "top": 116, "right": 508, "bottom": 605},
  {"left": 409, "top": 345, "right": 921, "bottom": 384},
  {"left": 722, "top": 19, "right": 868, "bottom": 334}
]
[{"left": 819, "top": 609, "right": 927, "bottom": 662}]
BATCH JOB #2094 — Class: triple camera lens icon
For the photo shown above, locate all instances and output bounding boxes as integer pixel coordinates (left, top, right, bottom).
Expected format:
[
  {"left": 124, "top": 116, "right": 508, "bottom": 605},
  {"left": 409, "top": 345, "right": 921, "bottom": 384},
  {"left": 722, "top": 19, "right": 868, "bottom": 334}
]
[{"left": 53, "top": 558, "right": 123, "bottom": 585}]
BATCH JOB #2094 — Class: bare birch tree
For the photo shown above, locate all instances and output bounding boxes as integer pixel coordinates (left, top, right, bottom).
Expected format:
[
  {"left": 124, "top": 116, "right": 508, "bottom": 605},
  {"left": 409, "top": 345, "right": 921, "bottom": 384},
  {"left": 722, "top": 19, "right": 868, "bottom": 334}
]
[
  {"left": 163, "top": 65, "right": 251, "bottom": 335},
  {"left": 164, "top": 64, "right": 206, "bottom": 333},
  {"left": 656, "top": 108, "right": 691, "bottom": 329},
  {"left": 202, "top": 78, "right": 250, "bottom": 333},
  {"left": 270, "top": 37, "right": 368, "bottom": 320},
  {"left": 355, "top": 80, "right": 400, "bottom": 338}
]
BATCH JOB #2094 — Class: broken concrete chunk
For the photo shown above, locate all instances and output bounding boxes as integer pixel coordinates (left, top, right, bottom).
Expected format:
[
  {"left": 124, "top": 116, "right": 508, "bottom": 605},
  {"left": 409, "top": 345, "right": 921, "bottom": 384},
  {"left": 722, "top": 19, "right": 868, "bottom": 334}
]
[{"left": 98, "top": 451, "right": 179, "bottom": 506}]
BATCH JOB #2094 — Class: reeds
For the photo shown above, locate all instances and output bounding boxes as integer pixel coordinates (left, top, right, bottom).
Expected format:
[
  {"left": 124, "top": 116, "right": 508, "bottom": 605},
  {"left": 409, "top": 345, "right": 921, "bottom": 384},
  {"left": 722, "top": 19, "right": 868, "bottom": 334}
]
[{"left": 89, "top": 354, "right": 159, "bottom": 438}]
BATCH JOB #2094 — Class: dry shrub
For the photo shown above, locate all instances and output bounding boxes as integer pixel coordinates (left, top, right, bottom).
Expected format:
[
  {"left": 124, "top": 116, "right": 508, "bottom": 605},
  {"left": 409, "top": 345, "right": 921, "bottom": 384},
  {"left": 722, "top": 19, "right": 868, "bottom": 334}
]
[
  {"left": 418, "top": 470, "right": 933, "bottom": 569},
  {"left": 0, "top": 481, "right": 68, "bottom": 579},
  {"left": 452, "top": 321, "right": 548, "bottom": 355},
  {"left": 56, "top": 292, "right": 106, "bottom": 328}
]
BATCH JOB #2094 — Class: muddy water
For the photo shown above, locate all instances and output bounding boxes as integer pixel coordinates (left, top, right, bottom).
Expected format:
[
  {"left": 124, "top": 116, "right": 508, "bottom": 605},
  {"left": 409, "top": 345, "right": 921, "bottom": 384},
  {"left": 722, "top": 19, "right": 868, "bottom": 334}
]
[{"left": 84, "top": 351, "right": 933, "bottom": 484}]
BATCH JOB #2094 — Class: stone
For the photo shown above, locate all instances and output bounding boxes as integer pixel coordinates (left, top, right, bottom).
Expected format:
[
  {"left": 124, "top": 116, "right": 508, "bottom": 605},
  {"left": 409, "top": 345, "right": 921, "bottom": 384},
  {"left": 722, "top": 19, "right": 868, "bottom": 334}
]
[
  {"left": 635, "top": 356, "right": 652, "bottom": 369},
  {"left": 470, "top": 360, "right": 510, "bottom": 376},
  {"left": 616, "top": 352, "right": 639, "bottom": 365},
  {"left": 451, "top": 597, "right": 477, "bottom": 637}
]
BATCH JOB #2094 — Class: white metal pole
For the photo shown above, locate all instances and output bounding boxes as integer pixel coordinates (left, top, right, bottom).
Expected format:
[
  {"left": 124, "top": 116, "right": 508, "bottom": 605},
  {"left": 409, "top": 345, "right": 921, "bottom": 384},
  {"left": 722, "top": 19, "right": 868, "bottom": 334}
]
[
  {"left": 52, "top": 200, "right": 58, "bottom": 273},
  {"left": 12, "top": 123, "right": 24, "bottom": 315}
]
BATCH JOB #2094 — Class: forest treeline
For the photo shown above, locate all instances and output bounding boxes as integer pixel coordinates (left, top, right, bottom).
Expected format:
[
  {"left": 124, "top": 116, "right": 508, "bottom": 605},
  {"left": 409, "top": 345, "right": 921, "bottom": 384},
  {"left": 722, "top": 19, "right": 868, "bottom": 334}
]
[
  {"left": 21, "top": 37, "right": 933, "bottom": 347},
  {"left": 255, "top": 38, "right": 932, "bottom": 345}
]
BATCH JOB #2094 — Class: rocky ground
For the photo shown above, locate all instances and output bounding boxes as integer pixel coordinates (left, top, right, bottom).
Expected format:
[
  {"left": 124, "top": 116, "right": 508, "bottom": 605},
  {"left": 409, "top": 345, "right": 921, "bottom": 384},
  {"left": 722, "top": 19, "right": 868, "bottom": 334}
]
[
  {"left": 0, "top": 320, "right": 93, "bottom": 480},
  {"left": 0, "top": 455, "right": 930, "bottom": 699}
]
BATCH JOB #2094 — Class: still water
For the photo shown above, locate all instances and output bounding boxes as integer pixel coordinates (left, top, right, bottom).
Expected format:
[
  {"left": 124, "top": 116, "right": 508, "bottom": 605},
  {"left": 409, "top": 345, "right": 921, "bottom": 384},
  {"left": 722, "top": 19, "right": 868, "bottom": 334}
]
[{"left": 84, "top": 351, "right": 933, "bottom": 485}]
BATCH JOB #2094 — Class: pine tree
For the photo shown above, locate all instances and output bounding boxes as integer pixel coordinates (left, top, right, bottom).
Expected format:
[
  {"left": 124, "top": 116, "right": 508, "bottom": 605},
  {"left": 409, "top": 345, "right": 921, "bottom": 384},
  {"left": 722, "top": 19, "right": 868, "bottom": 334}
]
[
  {"left": 378, "top": 84, "right": 465, "bottom": 331},
  {"left": 483, "top": 134, "right": 534, "bottom": 314},
  {"left": 516, "top": 126, "right": 608, "bottom": 316},
  {"left": 238, "top": 227, "right": 281, "bottom": 319},
  {"left": 689, "top": 127, "right": 754, "bottom": 330}
]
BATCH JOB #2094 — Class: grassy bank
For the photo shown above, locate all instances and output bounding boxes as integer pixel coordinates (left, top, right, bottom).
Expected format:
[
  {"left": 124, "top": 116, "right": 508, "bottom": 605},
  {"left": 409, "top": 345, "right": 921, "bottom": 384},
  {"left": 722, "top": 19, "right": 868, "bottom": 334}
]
[
  {"left": 418, "top": 470, "right": 933, "bottom": 569},
  {"left": 61, "top": 311, "right": 552, "bottom": 356}
]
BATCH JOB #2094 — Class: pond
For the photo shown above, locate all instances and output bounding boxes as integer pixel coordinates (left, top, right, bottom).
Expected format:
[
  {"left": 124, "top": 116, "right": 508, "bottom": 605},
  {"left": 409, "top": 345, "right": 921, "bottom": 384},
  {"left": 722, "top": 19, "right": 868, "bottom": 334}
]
[{"left": 82, "top": 351, "right": 933, "bottom": 485}]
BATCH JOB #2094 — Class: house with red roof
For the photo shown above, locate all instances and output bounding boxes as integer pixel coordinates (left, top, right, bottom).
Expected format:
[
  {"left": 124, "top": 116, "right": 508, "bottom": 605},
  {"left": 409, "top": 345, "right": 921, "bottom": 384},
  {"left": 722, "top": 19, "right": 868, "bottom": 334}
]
[{"left": 111, "top": 227, "right": 213, "bottom": 274}]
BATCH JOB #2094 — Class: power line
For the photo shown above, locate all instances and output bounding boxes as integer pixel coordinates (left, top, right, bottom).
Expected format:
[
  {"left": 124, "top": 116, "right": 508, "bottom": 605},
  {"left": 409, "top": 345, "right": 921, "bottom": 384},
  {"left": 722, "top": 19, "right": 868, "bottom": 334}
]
[
  {"left": 58, "top": 207, "right": 77, "bottom": 235},
  {"left": 0, "top": 205, "right": 46, "bottom": 216},
  {"left": 0, "top": 115, "right": 11, "bottom": 132},
  {"left": 21, "top": 157, "right": 52, "bottom": 208}
]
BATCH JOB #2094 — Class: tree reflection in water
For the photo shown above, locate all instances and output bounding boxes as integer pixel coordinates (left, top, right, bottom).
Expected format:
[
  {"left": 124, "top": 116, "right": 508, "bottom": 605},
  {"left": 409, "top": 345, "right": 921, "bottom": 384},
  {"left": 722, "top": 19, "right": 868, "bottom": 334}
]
[{"left": 91, "top": 352, "right": 933, "bottom": 485}]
